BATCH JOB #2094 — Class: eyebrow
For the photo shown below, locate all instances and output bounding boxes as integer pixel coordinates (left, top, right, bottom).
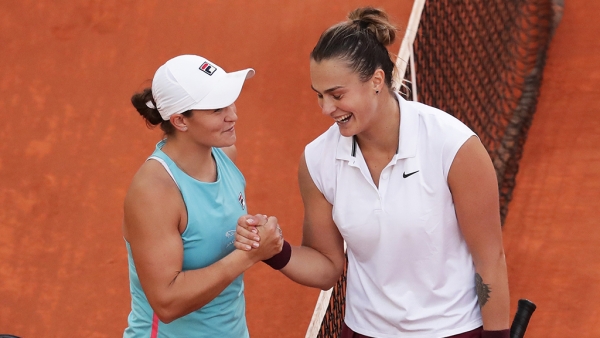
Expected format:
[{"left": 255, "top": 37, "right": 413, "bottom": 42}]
[{"left": 311, "top": 85, "right": 344, "bottom": 94}]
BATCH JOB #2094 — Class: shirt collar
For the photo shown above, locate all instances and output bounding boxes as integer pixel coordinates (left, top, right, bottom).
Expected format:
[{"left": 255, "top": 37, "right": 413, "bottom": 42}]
[
  {"left": 335, "top": 132, "right": 355, "bottom": 162},
  {"left": 335, "top": 92, "right": 420, "bottom": 161}
]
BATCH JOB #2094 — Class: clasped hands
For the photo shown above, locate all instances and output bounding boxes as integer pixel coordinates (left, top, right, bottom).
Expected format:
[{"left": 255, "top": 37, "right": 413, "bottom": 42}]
[{"left": 235, "top": 214, "right": 283, "bottom": 261}]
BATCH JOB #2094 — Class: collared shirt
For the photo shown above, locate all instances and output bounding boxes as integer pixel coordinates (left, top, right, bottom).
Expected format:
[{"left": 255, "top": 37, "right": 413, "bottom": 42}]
[{"left": 305, "top": 94, "right": 482, "bottom": 338}]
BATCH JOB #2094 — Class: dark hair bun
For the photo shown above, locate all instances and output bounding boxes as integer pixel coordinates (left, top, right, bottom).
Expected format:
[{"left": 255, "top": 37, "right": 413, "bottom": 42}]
[
  {"left": 348, "top": 7, "right": 396, "bottom": 46},
  {"left": 131, "top": 88, "right": 163, "bottom": 126}
]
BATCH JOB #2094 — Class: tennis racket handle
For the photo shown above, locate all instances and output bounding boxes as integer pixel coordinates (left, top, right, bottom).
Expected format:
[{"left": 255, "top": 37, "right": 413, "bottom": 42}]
[{"left": 510, "top": 299, "right": 537, "bottom": 338}]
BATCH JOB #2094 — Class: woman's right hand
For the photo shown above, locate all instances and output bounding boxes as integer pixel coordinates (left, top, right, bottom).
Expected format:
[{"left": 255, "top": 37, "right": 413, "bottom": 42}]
[{"left": 236, "top": 214, "right": 283, "bottom": 261}]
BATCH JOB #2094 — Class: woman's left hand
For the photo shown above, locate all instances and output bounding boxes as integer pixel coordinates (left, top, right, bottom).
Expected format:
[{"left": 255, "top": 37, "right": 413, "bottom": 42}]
[{"left": 234, "top": 214, "right": 267, "bottom": 251}]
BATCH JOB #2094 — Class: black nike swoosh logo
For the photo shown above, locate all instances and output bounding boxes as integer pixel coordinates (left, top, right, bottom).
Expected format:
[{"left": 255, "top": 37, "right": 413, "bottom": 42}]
[{"left": 403, "top": 170, "right": 419, "bottom": 178}]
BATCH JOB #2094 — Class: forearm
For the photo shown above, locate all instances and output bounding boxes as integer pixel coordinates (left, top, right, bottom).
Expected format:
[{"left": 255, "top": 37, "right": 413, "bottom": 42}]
[
  {"left": 280, "top": 245, "right": 344, "bottom": 290},
  {"left": 153, "top": 250, "right": 256, "bottom": 323},
  {"left": 475, "top": 253, "right": 510, "bottom": 330}
]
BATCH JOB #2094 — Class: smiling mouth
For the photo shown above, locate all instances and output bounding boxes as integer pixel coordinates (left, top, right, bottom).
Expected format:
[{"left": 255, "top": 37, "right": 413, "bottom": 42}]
[{"left": 335, "top": 113, "right": 352, "bottom": 124}]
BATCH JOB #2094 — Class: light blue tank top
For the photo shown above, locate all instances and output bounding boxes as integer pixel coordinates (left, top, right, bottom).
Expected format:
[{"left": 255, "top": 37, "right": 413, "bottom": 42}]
[{"left": 124, "top": 140, "right": 249, "bottom": 338}]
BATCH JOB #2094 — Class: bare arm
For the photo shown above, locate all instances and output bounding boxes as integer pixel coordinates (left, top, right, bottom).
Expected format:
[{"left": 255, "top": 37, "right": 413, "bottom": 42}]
[
  {"left": 235, "top": 153, "right": 346, "bottom": 290},
  {"left": 123, "top": 160, "right": 281, "bottom": 323},
  {"left": 448, "top": 136, "right": 510, "bottom": 330},
  {"left": 279, "top": 153, "right": 346, "bottom": 289}
]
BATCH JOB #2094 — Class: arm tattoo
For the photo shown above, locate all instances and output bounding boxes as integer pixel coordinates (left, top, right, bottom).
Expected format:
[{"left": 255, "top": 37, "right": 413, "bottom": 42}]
[{"left": 475, "top": 273, "right": 491, "bottom": 308}]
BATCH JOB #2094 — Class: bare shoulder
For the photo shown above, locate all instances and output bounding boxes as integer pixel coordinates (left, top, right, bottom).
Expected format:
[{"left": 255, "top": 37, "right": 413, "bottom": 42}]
[
  {"left": 297, "top": 153, "right": 312, "bottom": 191},
  {"left": 123, "top": 159, "right": 184, "bottom": 240},
  {"left": 298, "top": 153, "right": 345, "bottom": 266},
  {"left": 220, "top": 145, "right": 237, "bottom": 163},
  {"left": 448, "top": 136, "right": 496, "bottom": 187},
  {"left": 125, "top": 160, "right": 180, "bottom": 205},
  {"left": 448, "top": 136, "right": 502, "bottom": 257}
]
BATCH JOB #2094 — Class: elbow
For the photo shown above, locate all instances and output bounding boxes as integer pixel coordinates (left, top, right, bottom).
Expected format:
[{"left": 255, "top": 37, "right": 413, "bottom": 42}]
[
  {"left": 157, "top": 315, "right": 176, "bottom": 325},
  {"left": 150, "top": 298, "right": 185, "bottom": 324},
  {"left": 473, "top": 249, "right": 507, "bottom": 275},
  {"left": 318, "top": 281, "right": 336, "bottom": 291},
  {"left": 153, "top": 305, "right": 179, "bottom": 324},
  {"left": 151, "top": 296, "right": 210, "bottom": 324},
  {"left": 489, "top": 249, "right": 506, "bottom": 264},
  {"left": 318, "top": 266, "right": 345, "bottom": 291}
]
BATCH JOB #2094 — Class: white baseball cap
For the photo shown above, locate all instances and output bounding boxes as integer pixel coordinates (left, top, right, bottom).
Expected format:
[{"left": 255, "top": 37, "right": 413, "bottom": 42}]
[{"left": 147, "top": 54, "right": 255, "bottom": 120}]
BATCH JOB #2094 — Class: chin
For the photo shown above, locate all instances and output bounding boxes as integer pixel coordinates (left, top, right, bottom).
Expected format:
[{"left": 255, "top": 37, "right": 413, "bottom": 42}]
[
  {"left": 337, "top": 125, "right": 356, "bottom": 138},
  {"left": 222, "top": 136, "right": 236, "bottom": 147}
]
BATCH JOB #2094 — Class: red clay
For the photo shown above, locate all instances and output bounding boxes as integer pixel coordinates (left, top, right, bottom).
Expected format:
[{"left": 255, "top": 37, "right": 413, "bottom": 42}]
[
  {"left": 503, "top": 1, "right": 600, "bottom": 336},
  {"left": 0, "top": 1, "right": 410, "bottom": 337},
  {"left": 1, "top": 1, "right": 598, "bottom": 337}
]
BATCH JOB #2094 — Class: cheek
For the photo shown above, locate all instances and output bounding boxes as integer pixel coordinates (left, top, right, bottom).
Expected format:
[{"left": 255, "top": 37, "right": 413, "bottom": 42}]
[
  {"left": 190, "top": 120, "right": 221, "bottom": 138},
  {"left": 340, "top": 98, "right": 368, "bottom": 116},
  {"left": 203, "top": 118, "right": 225, "bottom": 132}
]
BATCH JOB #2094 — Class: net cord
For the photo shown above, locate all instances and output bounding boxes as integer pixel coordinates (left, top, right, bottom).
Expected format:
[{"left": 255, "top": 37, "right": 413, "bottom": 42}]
[
  {"left": 304, "top": 288, "right": 334, "bottom": 338},
  {"left": 304, "top": 2, "right": 426, "bottom": 336},
  {"left": 393, "top": 0, "right": 426, "bottom": 93},
  {"left": 409, "top": 43, "right": 418, "bottom": 102}
]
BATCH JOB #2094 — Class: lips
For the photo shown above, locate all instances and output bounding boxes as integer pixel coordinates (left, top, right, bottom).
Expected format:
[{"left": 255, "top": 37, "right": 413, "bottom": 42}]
[{"left": 334, "top": 113, "right": 352, "bottom": 124}]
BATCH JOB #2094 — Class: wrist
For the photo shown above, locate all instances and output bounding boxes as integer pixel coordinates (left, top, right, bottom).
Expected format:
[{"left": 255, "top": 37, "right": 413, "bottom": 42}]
[
  {"left": 262, "top": 240, "right": 292, "bottom": 270},
  {"left": 482, "top": 329, "right": 509, "bottom": 338}
]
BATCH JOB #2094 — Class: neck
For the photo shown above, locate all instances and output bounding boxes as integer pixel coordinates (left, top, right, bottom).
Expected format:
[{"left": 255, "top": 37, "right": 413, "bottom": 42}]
[
  {"left": 161, "top": 134, "right": 217, "bottom": 182},
  {"left": 356, "top": 92, "right": 400, "bottom": 155}
]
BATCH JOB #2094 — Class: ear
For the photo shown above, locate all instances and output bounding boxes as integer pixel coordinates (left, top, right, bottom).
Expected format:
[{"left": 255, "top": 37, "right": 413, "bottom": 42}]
[
  {"left": 170, "top": 114, "right": 188, "bottom": 132},
  {"left": 371, "top": 68, "right": 385, "bottom": 92}
]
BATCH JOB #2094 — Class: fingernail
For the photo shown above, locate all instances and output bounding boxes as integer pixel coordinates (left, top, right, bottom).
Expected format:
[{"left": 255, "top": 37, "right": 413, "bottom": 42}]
[
  {"left": 254, "top": 236, "right": 260, "bottom": 241},
  {"left": 252, "top": 242, "right": 259, "bottom": 248},
  {"left": 247, "top": 219, "right": 255, "bottom": 225},
  {"left": 245, "top": 245, "right": 251, "bottom": 250},
  {"left": 251, "top": 227, "right": 258, "bottom": 233}
]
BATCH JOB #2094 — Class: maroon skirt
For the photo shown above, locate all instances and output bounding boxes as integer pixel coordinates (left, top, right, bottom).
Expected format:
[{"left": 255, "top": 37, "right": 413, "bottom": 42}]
[{"left": 341, "top": 323, "right": 483, "bottom": 338}]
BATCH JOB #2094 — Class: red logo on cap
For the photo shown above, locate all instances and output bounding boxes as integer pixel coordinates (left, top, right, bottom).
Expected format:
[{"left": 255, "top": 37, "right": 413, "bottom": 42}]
[{"left": 199, "top": 62, "right": 216, "bottom": 76}]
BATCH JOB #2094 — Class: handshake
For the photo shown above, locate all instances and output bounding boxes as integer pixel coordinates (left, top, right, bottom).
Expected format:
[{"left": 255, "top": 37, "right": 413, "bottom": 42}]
[{"left": 235, "top": 214, "right": 291, "bottom": 270}]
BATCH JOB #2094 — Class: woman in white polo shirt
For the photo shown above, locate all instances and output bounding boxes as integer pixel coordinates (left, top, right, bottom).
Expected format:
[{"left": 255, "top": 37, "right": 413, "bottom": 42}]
[{"left": 236, "top": 7, "right": 510, "bottom": 338}]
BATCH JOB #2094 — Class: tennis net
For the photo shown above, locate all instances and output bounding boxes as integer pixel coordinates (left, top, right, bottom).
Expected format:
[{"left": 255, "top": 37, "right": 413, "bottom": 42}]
[{"left": 305, "top": 0, "right": 562, "bottom": 337}]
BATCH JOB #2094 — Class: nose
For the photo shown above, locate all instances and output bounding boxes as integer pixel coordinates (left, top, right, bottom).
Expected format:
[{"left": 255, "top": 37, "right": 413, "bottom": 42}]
[
  {"left": 320, "top": 97, "right": 336, "bottom": 116},
  {"left": 224, "top": 104, "right": 238, "bottom": 121}
]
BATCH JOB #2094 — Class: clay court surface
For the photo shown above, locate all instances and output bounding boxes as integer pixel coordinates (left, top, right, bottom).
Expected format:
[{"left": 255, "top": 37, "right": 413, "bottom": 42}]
[{"left": 1, "top": 1, "right": 599, "bottom": 337}]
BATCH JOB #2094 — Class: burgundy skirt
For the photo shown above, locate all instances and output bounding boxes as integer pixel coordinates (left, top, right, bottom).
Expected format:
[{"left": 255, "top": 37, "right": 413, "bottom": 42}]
[{"left": 341, "top": 323, "right": 483, "bottom": 338}]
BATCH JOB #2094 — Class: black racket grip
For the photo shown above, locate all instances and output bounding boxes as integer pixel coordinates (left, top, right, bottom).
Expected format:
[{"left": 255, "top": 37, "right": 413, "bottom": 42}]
[{"left": 510, "top": 299, "right": 536, "bottom": 338}]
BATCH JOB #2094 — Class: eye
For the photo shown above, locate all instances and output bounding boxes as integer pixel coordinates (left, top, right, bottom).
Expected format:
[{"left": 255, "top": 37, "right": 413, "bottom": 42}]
[
  {"left": 316, "top": 93, "right": 323, "bottom": 99},
  {"left": 332, "top": 94, "right": 343, "bottom": 100},
  {"left": 214, "top": 108, "right": 222, "bottom": 113}
]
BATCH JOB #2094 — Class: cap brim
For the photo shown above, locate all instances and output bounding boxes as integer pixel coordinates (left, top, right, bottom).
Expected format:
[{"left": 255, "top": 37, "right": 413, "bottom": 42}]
[{"left": 190, "top": 68, "right": 255, "bottom": 110}]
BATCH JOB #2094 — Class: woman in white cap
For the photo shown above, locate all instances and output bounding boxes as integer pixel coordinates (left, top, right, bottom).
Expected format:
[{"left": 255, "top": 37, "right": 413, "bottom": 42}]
[{"left": 123, "top": 54, "right": 283, "bottom": 338}]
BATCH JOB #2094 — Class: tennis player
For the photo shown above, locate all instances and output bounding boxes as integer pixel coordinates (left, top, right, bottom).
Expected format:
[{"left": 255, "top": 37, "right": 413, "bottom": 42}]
[
  {"left": 122, "top": 54, "right": 284, "bottom": 337},
  {"left": 235, "top": 7, "right": 510, "bottom": 338}
]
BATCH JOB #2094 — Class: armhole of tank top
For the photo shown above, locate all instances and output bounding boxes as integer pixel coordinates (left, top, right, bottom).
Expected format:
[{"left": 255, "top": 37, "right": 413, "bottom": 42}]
[{"left": 147, "top": 156, "right": 181, "bottom": 190}]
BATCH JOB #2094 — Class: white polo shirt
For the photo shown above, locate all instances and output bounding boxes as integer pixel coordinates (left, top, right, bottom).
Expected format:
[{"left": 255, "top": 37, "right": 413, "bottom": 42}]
[{"left": 305, "top": 94, "right": 482, "bottom": 337}]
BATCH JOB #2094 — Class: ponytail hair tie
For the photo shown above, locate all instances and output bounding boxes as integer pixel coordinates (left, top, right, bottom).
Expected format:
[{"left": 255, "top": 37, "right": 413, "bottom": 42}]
[
  {"left": 146, "top": 100, "right": 156, "bottom": 109},
  {"left": 352, "top": 19, "right": 368, "bottom": 29}
]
